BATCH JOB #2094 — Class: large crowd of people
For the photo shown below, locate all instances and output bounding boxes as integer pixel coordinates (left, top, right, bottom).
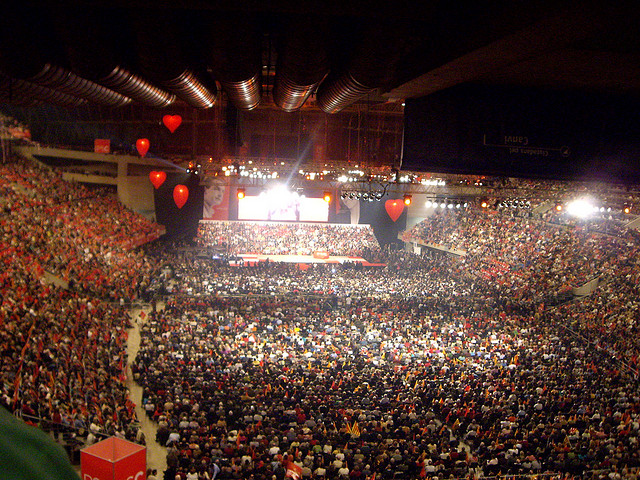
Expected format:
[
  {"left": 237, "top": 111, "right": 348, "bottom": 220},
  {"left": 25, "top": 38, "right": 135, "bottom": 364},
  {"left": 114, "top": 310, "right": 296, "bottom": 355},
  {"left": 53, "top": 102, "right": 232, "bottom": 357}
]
[
  {"left": 2, "top": 142, "right": 640, "bottom": 480},
  {"left": 197, "top": 221, "right": 379, "bottom": 257},
  {"left": 132, "top": 254, "right": 640, "bottom": 480},
  {"left": 1, "top": 154, "right": 159, "bottom": 448},
  {"left": 402, "top": 207, "right": 638, "bottom": 302}
]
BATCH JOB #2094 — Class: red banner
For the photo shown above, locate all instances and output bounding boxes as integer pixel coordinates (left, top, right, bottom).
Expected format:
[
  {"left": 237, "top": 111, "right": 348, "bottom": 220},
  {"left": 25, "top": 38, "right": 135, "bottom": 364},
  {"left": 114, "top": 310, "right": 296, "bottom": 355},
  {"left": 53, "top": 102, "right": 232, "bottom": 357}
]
[
  {"left": 94, "top": 139, "right": 111, "bottom": 154},
  {"left": 285, "top": 462, "right": 302, "bottom": 480}
]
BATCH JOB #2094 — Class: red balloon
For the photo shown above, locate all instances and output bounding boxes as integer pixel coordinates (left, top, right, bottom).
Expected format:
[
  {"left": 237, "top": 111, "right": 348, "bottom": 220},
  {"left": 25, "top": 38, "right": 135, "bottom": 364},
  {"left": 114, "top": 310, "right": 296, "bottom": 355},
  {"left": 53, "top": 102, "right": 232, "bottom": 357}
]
[
  {"left": 149, "top": 171, "right": 167, "bottom": 189},
  {"left": 173, "top": 184, "right": 189, "bottom": 209},
  {"left": 385, "top": 199, "right": 405, "bottom": 222},
  {"left": 136, "top": 138, "right": 150, "bottom": 157},
  {"left": 163, "top": 115, "right": 182, "bottom": 133}
]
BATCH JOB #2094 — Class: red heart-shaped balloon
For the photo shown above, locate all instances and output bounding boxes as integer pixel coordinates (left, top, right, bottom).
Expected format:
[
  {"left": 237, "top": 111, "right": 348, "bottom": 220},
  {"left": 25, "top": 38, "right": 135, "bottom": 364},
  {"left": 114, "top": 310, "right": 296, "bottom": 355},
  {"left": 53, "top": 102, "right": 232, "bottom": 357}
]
[
  {"left": 173, "top": 184, "right": 189, "bottom": 209},
  {"left": 149, "top": 171, "right": 167, "bottom": 189},
  {"left": 136, "top": 138, "right": 150, "bottom": 157},
  {"left": 385, "top": 199, "right": 405, "bottom": 222},
  {"left": 163, "top": 115, "right": 182, "bottom": 133}
]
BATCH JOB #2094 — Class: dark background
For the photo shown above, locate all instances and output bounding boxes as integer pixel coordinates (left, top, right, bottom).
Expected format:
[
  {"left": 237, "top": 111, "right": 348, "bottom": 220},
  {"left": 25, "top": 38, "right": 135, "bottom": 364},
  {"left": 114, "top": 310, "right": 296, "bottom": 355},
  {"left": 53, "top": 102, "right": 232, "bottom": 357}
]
[{"left": 403, "top": 84, "right": 640, "bottom": 183}]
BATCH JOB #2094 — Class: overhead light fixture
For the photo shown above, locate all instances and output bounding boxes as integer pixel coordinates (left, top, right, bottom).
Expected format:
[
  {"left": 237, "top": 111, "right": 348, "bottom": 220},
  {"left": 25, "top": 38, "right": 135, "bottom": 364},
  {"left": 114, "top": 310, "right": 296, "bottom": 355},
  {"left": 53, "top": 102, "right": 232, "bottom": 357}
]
[
  {"left": 403, "top": 194, "right": 412, "bottom": 206},
  {"left": 624, "top": 203, "right": 632, "bottom": 214},
  {"left": 323, "top": 191, "right": 332, "bottom": 203},
  {"left": 237, "top": 188, "right": 246, "bottom": 200}
]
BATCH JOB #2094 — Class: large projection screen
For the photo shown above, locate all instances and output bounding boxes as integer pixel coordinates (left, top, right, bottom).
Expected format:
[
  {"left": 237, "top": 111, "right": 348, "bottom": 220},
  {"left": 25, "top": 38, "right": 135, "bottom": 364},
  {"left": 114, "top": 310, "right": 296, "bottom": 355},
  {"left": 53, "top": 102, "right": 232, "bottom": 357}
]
[{"left": 238, "top": 191, "right": 329, "bottom": 222}]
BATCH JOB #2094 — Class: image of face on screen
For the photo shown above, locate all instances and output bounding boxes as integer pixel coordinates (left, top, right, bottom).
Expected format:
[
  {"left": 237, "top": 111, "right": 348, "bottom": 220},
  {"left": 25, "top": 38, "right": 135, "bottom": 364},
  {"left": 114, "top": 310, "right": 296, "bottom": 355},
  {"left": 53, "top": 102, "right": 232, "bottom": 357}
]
[{"left": 203, "top": 177, "right": 227, "bottom": 218}]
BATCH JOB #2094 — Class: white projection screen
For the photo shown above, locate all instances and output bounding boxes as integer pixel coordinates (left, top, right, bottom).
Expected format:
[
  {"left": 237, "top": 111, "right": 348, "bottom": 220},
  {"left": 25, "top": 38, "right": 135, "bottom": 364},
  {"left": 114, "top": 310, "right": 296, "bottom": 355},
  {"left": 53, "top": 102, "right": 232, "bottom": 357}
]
[{"left": 238, "top": 190, "right": 329, "bottom": 222}]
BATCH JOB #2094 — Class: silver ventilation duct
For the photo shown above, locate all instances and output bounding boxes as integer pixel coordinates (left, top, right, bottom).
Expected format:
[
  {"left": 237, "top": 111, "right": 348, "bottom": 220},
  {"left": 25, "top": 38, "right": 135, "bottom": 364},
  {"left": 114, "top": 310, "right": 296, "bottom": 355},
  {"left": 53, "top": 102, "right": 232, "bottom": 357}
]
[
  {"left": 91, "top": 66, "right": 176, "bottom": 108},
  {"left": 162, "top": 70, "right": 216, "bottom": 109},
  {"left": 198, "top": 13, "right": 262, "bottom": 111},
  {"left": 316, "top": 73, "right": 374, "bottom": 114},
  {"left": 132, "top": 10, "right": 217, "bottom": 109},
  {"left": 0, "top": 72, "right": 88, "bottom": 107},
  {"left": 219, "top": 75, "right": 261, "bottom": 111},
  {"left": 27, "top": 63, "right": 132, "bottom": 107},
  {"left": 273, "top": 19, "right": 329, "bottom": 112},
  {"left": 316, "top": 20, "right": 409, "bottom": 113}
]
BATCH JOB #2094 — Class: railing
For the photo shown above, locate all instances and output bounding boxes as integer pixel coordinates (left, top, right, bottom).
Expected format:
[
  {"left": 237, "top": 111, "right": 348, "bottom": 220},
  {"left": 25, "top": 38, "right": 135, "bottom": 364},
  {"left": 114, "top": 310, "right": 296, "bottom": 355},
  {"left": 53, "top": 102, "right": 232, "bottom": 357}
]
[{"left": 17, "top": 411, "right": 111, "bottom": 442}]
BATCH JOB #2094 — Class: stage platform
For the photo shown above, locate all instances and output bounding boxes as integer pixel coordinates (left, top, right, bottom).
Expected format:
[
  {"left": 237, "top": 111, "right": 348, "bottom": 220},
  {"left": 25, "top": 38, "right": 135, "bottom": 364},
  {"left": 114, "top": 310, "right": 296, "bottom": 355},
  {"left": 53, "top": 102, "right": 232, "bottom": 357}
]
[{"left": 230, "top": 253, "right": 385, "bottom": 267}]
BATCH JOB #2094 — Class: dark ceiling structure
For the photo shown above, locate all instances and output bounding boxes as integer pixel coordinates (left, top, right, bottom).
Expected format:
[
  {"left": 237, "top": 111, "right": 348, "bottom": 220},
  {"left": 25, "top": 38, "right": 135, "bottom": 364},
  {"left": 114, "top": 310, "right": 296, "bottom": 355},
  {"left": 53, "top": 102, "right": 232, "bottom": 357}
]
[
  {"left": 0, "top": 0, "right": 639, "bottom": 166},
  {"left": 2, "top": 0, "right": 639, "bottom": 110}
]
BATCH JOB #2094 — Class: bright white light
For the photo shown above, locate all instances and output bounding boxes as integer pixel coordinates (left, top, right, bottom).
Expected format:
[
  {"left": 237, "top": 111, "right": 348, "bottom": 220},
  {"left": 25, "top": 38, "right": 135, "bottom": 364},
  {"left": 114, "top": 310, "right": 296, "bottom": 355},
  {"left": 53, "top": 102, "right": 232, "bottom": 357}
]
[
  {"left": 421, "top": 179, "right": 446, "bottom": 186},
  {"left": 337, "top": 175, "right": 348, "bottom": 183},
  {"left": 440, "top": 202, "right": 446, "bottom": 209},
  {"left": 425, "top": 200, "right": 432, "bottom": 208},
  {"left": 566, "top": 199, "right": 594, "bottom": 219}
]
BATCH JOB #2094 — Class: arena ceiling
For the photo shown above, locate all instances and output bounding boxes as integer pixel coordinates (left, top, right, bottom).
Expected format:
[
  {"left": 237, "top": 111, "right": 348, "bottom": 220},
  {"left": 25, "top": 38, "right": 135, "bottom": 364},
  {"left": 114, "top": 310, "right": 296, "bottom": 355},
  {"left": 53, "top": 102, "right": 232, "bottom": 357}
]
[
  {"left": 1, "top": 1, "right": 639, "bottom": 110},
  {"left": 0, "top": 0, "right": 639, "bottom": 168}
]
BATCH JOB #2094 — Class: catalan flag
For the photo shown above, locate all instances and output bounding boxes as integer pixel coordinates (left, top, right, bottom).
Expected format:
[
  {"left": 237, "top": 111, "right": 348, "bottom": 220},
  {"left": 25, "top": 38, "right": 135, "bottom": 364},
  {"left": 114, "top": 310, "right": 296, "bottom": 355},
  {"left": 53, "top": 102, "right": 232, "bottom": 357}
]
[{"left": 351, "top": 421, "right": 360, "bottom": 438}]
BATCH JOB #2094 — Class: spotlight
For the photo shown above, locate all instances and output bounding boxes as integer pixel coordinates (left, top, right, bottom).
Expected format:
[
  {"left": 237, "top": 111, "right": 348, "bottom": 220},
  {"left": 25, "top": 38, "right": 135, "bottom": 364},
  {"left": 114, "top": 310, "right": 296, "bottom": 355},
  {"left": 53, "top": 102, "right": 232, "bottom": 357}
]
[
  {"left": 447, "top": 203, "right": 453, "bottom": 209},
  {"left": 323, "top": 191, "right": 332, "bottom": 203},
  {"left": 440, "top": 201, "right": 446, "bottom": 209},
  {"left": 237, "top": 188, "right": 246, "bottom": 200},
  {"left": 624, "top": 203, "right": 632, "bottom": 214},
  {"left": 555, "top": 202, "right": 563, "bottom": 212},
  {"left": 425, "top": 200, "right": 433, "bottom": 208},
  {"left": 567, "top": 199, "right": 593, "bottom": 219},
  {"left": 403, "top": 194, "right": 412, "bottom": 206},
  {"left": 480, "top": 199, "right": 489, "bottom": 209}
]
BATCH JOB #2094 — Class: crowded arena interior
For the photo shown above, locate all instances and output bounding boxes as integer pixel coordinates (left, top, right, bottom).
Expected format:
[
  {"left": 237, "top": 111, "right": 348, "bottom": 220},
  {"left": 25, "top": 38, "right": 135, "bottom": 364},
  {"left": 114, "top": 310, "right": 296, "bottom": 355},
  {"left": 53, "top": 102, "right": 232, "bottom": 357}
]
[{"left": 2, "top": 2, "right": 640, "bottom": 480}]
